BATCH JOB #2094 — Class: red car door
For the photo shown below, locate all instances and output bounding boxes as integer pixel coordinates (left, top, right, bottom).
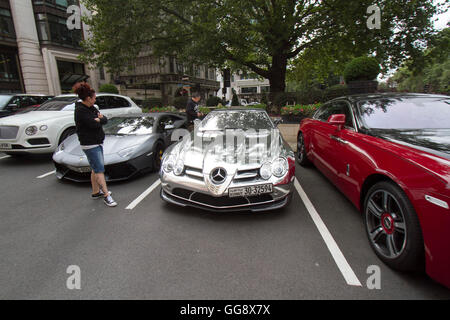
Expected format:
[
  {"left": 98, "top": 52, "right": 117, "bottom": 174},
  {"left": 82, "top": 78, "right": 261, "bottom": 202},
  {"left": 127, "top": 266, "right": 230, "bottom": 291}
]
[
  {"left": 310, "top": 103, "right": 344, "bottom": 185},
  {"left": 327, "top": 100, "right": 364, "bottom": 205}
]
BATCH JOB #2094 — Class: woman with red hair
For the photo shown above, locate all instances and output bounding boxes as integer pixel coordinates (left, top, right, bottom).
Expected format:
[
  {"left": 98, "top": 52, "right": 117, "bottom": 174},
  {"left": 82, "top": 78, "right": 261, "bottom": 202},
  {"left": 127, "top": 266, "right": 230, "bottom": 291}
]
[{"left": 73, "top": 82, "right": 117, "bottom": 207}]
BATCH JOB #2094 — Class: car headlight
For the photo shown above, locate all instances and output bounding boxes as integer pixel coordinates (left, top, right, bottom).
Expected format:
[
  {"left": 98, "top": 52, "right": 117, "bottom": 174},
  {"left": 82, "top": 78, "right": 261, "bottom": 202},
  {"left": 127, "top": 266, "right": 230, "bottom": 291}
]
[
  {"left": 25, "top": 126, "right": 38, "bottom": 136},
  {"left": 173, "top": 159, "right": 184, "bottom": 176},
  {"left": 272, "top": 157, "right": 288, "bottom": 177},
  {"left": 162, "top": 154, "right": 176, "bottom": 173},
  {"left": 260, "top": 162, "right": 272, "bottom": 180},
  {"left": 39, "top": 125, "right": 48, "bottom": 131},
  {"left": 118, "top": 145, "right": 139, "bottom": 158}
]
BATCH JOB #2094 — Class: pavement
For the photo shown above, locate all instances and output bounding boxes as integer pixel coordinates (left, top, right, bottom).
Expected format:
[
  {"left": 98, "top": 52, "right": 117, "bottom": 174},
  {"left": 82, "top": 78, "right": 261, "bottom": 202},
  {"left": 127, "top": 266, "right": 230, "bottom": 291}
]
[
  {"left": 1, "top": 151, "right": 449, "bottom": 299},
  {"left": 278, "top": 124, "right": 298, "bottom": 151}
]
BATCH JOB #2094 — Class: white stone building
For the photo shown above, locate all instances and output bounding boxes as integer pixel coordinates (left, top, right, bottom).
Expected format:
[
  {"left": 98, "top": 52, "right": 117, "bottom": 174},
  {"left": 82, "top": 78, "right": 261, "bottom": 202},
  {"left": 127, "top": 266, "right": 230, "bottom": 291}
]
[
  {"left": 217, "top": 70, "right": 270, "bottom": 103},
  {"left": 0, "top": 0, "right": 108, "bottom": 95}
]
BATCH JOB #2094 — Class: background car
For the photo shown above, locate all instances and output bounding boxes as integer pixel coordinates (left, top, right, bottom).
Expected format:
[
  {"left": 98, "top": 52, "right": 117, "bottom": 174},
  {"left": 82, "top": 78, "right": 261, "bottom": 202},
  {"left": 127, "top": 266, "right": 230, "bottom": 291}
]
[
  {"left": 297, "top": 93, "right": 450, "bottom": 288},
  {"left": 0, "top": 93, "right": 141, "bottom": 155},
  {"left": 53, "top": 113, "right": 187, "bottom": 182},
  {"left": 0, "top": 94, "right": 53, "bottom": 118},
  {"left": 160, "top": 108, "right": 295, "bottom": 212}
]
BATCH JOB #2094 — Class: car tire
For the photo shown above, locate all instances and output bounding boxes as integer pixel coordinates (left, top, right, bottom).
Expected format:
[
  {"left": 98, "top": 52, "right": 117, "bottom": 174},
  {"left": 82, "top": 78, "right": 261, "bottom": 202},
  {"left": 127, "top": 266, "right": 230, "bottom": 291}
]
[
  {"left": 363, "top": 181, "right": 424, "bottom": 272},
  {"left": 58, "top": 127, "right": 76, "bottom": 145},
  {"left": 297, "top": 132, "right": 311, "bottom": 166},
  {"left": 152, "top": 142, "right": 164, "bottom": 171}
]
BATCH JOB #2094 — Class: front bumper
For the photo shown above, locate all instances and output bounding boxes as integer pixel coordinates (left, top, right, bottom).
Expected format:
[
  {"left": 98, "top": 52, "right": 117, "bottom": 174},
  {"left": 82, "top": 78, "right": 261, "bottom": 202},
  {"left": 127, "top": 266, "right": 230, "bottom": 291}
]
[
  {"left": 161, "top": 187, "right": 292, "bottom": 212},
  {"left": 160, "top": 170, "right": 294, "bottom": 212},
  {"left": 53, "top": 152, "right": 154, "bottom": 182}
]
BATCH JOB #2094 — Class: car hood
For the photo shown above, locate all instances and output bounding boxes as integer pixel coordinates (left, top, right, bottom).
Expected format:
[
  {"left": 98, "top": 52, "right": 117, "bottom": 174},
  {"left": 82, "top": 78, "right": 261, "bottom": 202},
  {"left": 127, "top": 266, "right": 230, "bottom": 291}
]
[
  {"left": 371, "top": 129, "right": 450, "bottom": 161},
  {"left": 62, "top": 134, "right": 151, "bottom": 156},
  {"left": 0, "top": 111, "right": 73, "bottom": 125},
  {"left": 370, "top": 129, "right": 450, "bottom": 185},
  {"left": 171, "top": 129, "right": 290, "bottom": 171}
]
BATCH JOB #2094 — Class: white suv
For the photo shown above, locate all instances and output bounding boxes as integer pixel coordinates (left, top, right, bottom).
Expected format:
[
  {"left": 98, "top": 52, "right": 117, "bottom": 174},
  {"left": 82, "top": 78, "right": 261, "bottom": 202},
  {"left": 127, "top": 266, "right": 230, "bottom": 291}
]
[{"left": 0, "top": 93, "right": 142, "bottom": 155}]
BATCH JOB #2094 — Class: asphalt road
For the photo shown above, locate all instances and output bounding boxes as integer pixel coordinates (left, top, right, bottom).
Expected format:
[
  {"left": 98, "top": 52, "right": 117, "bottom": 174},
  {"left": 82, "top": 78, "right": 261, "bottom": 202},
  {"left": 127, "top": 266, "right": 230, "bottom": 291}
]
[{"left": 0, "top": 152, "right": 449, "bottom": 299}]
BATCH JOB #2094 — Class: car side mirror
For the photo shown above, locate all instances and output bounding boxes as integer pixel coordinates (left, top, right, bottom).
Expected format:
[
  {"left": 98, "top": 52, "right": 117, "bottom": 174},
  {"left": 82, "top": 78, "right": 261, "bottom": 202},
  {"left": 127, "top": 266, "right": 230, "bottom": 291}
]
[
  {"left": 328, "top": 114, "right": 346, "bottom": 129},
  {"left": 6, "top": 103, "right": 18, "bottom": 110},
  {"left": 273, "top": 117, "right": 283, "bottom": 126},
  {"left": 164, "top": 124, "right": 175, "bottom": 130}
]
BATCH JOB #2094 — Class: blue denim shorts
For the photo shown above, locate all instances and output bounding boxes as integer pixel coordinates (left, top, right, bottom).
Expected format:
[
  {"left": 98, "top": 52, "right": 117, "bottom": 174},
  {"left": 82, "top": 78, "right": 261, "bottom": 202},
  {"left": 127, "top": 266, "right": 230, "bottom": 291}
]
[{"left": 83, "top": 145, "right": 105, "bottom": 173}]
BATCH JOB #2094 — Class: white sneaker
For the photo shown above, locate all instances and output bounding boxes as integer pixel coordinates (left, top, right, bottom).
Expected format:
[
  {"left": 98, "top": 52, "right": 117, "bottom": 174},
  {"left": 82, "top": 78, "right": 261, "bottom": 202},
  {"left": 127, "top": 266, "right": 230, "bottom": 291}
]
[{"left": 103, "top": 195, "right": 117, "bottom": 207}]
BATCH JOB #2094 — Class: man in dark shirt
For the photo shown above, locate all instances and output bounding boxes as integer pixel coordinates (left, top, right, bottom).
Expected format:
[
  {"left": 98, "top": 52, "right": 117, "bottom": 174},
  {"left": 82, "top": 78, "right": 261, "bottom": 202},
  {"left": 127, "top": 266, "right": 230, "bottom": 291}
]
[{"left": 186, "top": 92, "right": 202, "bottom": 130}]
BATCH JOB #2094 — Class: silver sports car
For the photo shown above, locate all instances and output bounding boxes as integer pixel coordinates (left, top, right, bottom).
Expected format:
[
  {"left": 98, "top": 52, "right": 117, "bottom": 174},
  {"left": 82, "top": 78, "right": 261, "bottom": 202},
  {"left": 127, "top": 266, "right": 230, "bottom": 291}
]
[
  {"left": 160, "top": 108, "right": 295, "bottom": 212},
  {"left": 53, "top": 113, "right": 187, "bottom": 182}
]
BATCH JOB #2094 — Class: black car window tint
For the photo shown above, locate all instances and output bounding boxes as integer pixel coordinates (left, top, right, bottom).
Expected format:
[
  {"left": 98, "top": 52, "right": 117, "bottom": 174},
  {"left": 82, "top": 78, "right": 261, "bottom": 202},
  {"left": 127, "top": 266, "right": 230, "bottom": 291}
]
[
  {"left": 317, "top": 104, "right": 341, "bottom": 122},
  {"left": 95, "top": 96, "right": 108, "bottom": 109},
  {"left": 109, "top": 96, "right": 130, "bottom": 109}
]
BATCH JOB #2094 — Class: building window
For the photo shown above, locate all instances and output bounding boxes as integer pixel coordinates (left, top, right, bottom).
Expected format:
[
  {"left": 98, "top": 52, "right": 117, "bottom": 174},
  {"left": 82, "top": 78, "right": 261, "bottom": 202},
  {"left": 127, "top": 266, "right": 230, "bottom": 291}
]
[
  {"left": 33, "top": 1, "right": 82, "bottom": 48},
  {"left": 57, "top": 60, "right": 87, "bottom": 92},
  {"left": 260, "top": 86, "right": 270, "bottom": 93},
  {"left": 0, "top": 48, "right": 22, "bottom": 93},
  {"left": 0, "top": 8, "right": 15, "bottom": 39},
  {"left": 241, "top": 87, "right": 257, "bottom": 94}
]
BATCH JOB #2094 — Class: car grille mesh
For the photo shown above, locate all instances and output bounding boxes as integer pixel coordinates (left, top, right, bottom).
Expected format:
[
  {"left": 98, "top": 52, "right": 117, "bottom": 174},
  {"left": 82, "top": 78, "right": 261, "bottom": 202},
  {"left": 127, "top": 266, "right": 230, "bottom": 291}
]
[{"left": 0, "top": 126, "right": 19, "bottom": 139}]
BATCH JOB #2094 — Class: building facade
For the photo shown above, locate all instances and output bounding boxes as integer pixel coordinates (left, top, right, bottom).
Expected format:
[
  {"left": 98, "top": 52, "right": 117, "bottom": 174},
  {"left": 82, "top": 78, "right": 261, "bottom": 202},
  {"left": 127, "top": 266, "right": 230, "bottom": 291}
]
[
  {"left": 118, "top": 53, "right": 220, "bottom": 105},
  {"left": 0, "top": 0, "right": 108, "bottom": 95},
  {"left": 217, "top": 70, "right": 270, "bottom": 103}
]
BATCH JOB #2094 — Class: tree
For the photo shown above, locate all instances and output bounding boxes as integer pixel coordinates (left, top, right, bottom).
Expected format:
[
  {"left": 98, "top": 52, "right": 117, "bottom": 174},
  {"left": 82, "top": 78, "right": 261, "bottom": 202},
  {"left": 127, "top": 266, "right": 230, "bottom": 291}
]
[
  {"left": 81, "top": 0, "right": 443, "bottom": 108},
  {"left": 392, "top": 28, "right": 450, "bottom": 94},
  {"left": 99, "top": 83, "right": 119, "bottom": 94}
]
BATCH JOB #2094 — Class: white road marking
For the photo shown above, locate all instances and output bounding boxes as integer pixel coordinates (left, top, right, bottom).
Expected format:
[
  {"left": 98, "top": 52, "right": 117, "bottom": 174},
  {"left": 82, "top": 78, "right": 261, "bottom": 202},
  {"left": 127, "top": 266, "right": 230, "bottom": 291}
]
[
  {"left": 37, "top": 170, "right": 56, "bottom": 179},
  {"left": 0, "top": 155, "right": 11, "bottom": 160},
  {"left": 126, "top": 179, "right": 161, "bottom": 210},
  {"left": 294, "top": 177, "right": 362, "bottom": 287}
]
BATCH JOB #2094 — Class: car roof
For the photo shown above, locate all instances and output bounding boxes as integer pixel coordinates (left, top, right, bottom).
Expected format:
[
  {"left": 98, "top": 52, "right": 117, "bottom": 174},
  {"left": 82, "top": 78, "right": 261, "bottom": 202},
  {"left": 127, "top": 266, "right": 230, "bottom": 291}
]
[
  {"left": 332, "top": 92, "right": 449, "bottom": 103},
  {"left": 0, "top": 93, "right": 53, "bottom": 97},
  {"left": 210, "top": 107, "right": 267, "bottom": 112},
  {"left": 56, "top": 93, "right": 130, "bottom": 98}
]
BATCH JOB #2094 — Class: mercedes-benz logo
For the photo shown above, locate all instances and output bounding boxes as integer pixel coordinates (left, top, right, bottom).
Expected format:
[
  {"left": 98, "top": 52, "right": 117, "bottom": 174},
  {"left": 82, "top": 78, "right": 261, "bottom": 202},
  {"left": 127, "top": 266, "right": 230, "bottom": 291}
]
[{"left": 210, "top": 167, "right": 227, "bottom": 184}]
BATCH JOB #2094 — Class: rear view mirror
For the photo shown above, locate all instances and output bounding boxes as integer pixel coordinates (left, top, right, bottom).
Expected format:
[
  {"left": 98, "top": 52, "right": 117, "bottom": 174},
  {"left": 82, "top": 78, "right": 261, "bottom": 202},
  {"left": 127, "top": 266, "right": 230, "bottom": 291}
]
[{"left": 328, "top": 114, "right": 346, "bottom": 129}]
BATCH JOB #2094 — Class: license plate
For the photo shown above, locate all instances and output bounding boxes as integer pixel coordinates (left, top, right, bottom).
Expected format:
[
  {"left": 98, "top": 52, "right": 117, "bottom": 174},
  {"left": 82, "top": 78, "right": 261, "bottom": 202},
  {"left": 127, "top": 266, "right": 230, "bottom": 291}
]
[
  {"left": 228, "top": 183, "right": 273, "bottom": 198},
  {"left": 67, "top": 165, "right": 91, "bottom": 173},
  {"left": 0, "top": 143, "right": 11, "bottom": 149}
]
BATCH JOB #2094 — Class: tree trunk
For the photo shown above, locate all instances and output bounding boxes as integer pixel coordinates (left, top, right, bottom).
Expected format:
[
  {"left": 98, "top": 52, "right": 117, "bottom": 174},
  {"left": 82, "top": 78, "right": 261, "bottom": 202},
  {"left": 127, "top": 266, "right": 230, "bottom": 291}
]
[{"left": 268, "top": 54, "right": 288, "bottom": 113}]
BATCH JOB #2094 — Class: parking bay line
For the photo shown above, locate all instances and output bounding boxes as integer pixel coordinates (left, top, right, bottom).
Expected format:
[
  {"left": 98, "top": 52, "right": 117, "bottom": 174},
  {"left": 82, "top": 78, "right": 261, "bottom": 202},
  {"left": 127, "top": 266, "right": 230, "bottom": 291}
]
[
  {"left": 0, "top": 155, "right": 11, "bottom": 160},
  {"left": 294, "top": 177, "right": 362, "bottom": 287},
  {"left": 125, "top": 179, "right": 161, "bottom": 211},
  {"left": 37, "top": 170, "right": 56, "bottom": 179}
]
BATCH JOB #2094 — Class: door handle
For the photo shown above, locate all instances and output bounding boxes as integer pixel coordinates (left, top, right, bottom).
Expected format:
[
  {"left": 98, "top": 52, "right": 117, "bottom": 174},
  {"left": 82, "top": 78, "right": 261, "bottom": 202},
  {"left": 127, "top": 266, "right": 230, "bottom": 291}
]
[{"left": 330, "top": 135, "right": 348, "bottom": 144}]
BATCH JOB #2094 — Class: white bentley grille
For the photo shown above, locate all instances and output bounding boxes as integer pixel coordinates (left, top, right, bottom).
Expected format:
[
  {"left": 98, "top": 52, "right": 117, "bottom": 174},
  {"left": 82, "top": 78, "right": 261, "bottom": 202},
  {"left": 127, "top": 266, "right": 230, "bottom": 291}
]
[{"left": 0, "top": 126, "right": 19, "bottom": 139}]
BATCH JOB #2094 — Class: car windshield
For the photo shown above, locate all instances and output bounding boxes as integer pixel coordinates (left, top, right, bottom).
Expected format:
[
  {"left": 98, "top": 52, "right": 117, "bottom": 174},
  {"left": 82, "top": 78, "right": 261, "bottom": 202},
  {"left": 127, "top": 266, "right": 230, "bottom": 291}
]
[
  {"left": 33, "top": 97, "right": 78, "bottom": 111},
  {"left": 103, "top": 116, "right": 155, "bottom": 135},
  {"left": 0, "top": 95, "right": 12, "bottom": 110},
  {"left": 200, "top": 110, "right": 274, "bottom": 131},
  {"left": 358, "top": 97, "right": 450, "bottom": 130}
]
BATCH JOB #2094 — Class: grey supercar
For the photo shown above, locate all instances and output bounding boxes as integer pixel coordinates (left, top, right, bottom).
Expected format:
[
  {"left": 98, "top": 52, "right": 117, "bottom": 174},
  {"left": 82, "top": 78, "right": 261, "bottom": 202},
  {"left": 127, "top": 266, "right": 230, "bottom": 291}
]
[{"left": 53, "top": 113, "right": 187, "bottom": 182}]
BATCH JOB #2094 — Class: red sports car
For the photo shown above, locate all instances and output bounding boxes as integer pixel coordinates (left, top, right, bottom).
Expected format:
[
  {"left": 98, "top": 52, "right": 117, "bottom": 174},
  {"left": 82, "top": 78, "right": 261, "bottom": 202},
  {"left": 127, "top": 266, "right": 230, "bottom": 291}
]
[{"left": 297, "top": 93, "right": 450, "bottom": 288}]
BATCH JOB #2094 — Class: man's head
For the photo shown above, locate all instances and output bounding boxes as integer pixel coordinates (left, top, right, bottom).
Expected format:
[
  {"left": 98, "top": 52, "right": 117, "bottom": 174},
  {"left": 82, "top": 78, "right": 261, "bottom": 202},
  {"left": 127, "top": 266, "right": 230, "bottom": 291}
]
[{"left": 191, "top": 92, "right": 201, "bottom": 103}]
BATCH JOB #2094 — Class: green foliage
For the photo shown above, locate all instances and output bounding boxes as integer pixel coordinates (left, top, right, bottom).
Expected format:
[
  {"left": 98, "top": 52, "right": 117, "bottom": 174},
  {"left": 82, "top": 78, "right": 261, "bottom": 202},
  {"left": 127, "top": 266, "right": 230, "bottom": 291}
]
[
  {"left": 173, "top": 96, "right": 189, "bottom": 110},
  {"left": 392, "top": 28, "right": 450, "bottom": 94},
  {"left": 324, "top": 84, "right": 349, "bottom": 99},
  {"left": 344, "top": 57, "right": 381, "bottom": 83},
  {"left": 206, "top": 96, "right": 224, "bottom": 107},
  {"left": 142, "top": 98, "right": 163, "bottom": 109},
  {"left": 231, "top": 93, "right": 239, "bottom": 106},
  {"left": 81, "top": 0, "right": 441, "bottom": 97},
  {"left": 145, "top": 106, "right": 178, "bottom": 113},
  {"left": 280, "top": 103, "right": 322, "bottom": 117},
  {"left": 98, "top": 83, "right": 119, "bottom": 94}
]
